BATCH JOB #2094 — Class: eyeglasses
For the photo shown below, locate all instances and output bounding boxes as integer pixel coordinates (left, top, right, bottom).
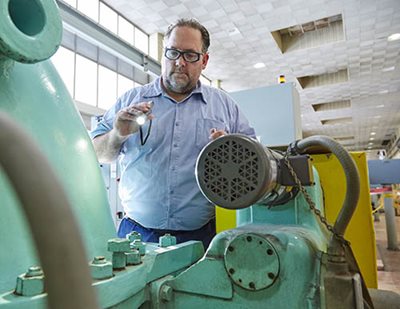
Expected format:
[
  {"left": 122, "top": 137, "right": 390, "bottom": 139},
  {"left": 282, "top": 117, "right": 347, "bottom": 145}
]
[{"left": 164, "top": 48, "right": 203, "bottom": 63}]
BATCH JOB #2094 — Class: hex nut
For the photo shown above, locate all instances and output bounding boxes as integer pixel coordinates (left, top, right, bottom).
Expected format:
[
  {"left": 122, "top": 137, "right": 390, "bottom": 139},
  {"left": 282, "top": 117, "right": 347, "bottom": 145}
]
[
  {"left": 160, "top": 285, "right": 173, "bottom": 302},
  {"left": 15, "top": 267, "right": 44, "bottom": 296},
  {"left": 125, "top": 249, "right": 141, "bottom": 265},
  {"left": 89, "top": 257, "right": 113, "bottom": 280}
]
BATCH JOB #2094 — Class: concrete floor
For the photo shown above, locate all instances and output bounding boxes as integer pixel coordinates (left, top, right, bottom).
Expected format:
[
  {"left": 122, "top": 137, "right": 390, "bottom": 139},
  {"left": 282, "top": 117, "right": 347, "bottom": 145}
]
[{"left": 374, "top": 213, "right": 400, "bottom": 293}]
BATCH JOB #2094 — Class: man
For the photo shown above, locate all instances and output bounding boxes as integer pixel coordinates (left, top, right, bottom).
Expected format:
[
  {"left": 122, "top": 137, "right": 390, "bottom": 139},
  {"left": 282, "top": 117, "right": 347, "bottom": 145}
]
[{"left": 91, "top": 18, "right": 255, "bottom": 249}]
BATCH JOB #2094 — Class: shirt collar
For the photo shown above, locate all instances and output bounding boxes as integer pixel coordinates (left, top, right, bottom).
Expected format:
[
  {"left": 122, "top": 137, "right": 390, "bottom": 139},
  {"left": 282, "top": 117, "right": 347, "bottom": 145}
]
[
  {"left": 192, "top": 81, "right": 208, "bottom": 104},
  {"left": 142, "top": 77, "right": 208, "bottom": 104}
]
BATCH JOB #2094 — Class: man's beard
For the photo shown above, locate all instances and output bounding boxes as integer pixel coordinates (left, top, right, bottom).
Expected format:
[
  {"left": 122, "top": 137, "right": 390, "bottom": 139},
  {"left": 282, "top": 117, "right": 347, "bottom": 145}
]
[{"left": 164, "top": 71, "right": 195, "bottom": 94}]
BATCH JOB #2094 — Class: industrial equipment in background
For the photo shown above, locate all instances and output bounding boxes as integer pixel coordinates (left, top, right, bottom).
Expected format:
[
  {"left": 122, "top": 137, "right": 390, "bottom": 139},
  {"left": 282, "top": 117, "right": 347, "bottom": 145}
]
[
  {"left": 2, "top": 0, "right": 400, "bottom": 308},
  {"left": 368, "top": 159, "right": 400, "bottom": 251}
]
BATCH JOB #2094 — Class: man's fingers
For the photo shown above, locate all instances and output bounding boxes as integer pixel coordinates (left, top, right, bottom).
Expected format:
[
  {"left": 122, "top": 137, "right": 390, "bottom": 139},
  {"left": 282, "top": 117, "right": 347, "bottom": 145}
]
[
  {"left": 127, "top": 101, "right": 153, "bottom": 114},
  {"left": 209, "top": 128, "right": 226, "bottom": 140},
  {"left": 117, "top": 109, "right": 136, "bottom": 121},
  {"left": 116, "top": 102, "right": 154, "bottom": 128}
]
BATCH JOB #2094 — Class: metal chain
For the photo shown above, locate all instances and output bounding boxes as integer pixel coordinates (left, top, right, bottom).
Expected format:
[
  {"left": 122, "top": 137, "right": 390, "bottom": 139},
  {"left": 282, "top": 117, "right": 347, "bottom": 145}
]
[{"left": 283, "top": 153, "right": 350, "bottom": 246}]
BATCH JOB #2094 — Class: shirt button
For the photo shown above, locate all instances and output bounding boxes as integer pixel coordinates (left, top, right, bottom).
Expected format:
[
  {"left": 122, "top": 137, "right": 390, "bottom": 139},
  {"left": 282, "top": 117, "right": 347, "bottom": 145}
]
[
  {"left": 173, "top": 144, "right": 178, "bottom": 147},
  {"left": 170, "top": 190, "right": 174, "bottom": 194},
  {"left": 171, "top": 166, "right": 176, "bottom": 171},
  {"left": 175, "top": 122, "right": 179, "bottom": 126}
]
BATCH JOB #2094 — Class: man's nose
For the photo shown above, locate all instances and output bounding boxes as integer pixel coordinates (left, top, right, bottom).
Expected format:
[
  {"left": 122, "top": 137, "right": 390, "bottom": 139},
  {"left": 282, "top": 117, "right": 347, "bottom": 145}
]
[{"left": 175, "top": 55, "right": 186, "bottom": 66}]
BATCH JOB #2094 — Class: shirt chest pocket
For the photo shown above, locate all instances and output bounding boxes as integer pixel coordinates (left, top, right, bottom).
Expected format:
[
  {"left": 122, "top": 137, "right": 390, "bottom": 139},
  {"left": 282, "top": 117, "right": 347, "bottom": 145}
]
[{"left": 195, "top": 118, "right": 228, "bottom": 148}]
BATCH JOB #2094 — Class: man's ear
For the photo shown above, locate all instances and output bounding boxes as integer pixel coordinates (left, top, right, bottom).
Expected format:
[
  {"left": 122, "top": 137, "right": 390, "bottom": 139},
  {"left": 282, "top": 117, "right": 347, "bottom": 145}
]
[{"left": 202, "top": 53, "right": 209, "bottom": 70}]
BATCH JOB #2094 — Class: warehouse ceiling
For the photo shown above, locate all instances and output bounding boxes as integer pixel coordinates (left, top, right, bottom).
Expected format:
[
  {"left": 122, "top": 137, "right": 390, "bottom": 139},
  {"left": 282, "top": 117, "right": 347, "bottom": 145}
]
[{"left": 102, "top": 0, "right": 400, "bottom": 154}]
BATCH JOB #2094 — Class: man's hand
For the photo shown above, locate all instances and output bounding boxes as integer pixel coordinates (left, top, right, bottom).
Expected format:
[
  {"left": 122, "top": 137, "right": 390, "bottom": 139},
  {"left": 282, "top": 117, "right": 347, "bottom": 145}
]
[
  {"left": 209, "top": 128, "right": 226, "bottom": 140},
  {"left": 113, "top": 101, "right": 154, "bottom": 137}
]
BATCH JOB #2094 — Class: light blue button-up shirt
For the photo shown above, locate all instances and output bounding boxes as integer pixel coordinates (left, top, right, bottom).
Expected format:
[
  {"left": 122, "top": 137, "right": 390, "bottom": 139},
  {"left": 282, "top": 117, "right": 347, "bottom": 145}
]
[{"left": 91, "top": 77, "right": 256, "bottom": 230}]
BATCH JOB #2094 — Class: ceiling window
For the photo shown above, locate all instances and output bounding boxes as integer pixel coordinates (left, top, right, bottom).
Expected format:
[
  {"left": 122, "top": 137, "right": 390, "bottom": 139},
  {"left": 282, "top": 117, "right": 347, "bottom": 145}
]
[
  {"left": 134, "top": 27, "right": 149, "bottom": 54},
  {"left": 77, "top": 0, "right": 99, "bottom": 22},
  {"left": 62, "top": 0, "right": 77, "bottom": 8},
  {"left": 118, "top": 16, "right": 134, "bottom": 45},
  {"left": 99, "top": 2, "right": 118, "bottom": 35}
]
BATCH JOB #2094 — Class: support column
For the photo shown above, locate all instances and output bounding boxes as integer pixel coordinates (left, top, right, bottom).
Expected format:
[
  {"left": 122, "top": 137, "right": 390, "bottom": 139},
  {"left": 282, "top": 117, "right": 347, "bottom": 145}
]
[
  {"left": 149, "top": 32, "right": 164, "bottom": 63},
  {"left": 212, "top": 79, "right": 222, "bottom": 89},
  {"left": 384, "top": 195, "right": 399, "bottom": 250}
]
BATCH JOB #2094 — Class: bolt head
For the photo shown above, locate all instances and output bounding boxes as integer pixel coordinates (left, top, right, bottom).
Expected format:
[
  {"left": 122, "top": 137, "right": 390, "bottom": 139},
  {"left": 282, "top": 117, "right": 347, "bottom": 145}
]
[
  {"left": 159, "top": 234, "right": 177, "bottom": 247},
  {"left": 112, "top": 252, "right": 127, "bottom": 269},
  {"left": 92, "top": 256, "right": 107, "bottom": 265},
  {"left": 131, "top": 240, "right": 146, "bottom": 255},
  {"left": 127, "top": 231, "right": 142, "bottom": 242},
  {"left": 26, "top": 266, "right": 43, "bottom": 277}
]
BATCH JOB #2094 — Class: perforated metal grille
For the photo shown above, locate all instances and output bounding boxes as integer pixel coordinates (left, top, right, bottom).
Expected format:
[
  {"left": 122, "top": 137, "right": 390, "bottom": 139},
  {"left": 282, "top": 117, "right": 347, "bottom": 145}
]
[{"left": 202, "top": 139, "right": 259, "bottom": 203}]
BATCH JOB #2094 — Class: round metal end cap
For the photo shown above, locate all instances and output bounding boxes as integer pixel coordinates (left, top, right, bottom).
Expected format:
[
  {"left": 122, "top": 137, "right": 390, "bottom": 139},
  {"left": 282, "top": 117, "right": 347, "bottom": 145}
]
[{"left": 196, "top": 134, "right": 272, "bottom": 209}]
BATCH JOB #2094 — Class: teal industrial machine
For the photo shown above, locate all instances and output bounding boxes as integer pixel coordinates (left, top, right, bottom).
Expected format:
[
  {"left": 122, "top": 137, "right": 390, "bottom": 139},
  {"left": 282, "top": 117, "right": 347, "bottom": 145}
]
[{"left": 1, "top": 1, "right": 400, "bottom": 308}]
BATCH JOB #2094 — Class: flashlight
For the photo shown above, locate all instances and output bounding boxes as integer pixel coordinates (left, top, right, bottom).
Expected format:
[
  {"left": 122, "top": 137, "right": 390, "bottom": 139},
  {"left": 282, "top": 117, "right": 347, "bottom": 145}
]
[
  {"left": 136, "top": 114, "right": 147, "bottom": 126},
  {"left": 135, "top": 101, "right": 153, "bottom": 126}
]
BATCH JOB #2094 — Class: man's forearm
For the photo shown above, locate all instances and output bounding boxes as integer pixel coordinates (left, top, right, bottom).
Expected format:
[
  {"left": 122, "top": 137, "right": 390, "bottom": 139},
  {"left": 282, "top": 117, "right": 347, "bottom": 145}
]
[{"left": 92, "top": 129, "right": 129, "bottom": 163}]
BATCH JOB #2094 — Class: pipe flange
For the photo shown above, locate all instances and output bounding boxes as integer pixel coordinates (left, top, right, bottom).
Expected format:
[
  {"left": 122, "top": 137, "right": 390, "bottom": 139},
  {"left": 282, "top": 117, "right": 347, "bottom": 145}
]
[
  {"left": 224, "top": 233, "right": 280, "bottom": 291},
  {"left": 0, "top": 0, "right": 62, "bottom": 63}
]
